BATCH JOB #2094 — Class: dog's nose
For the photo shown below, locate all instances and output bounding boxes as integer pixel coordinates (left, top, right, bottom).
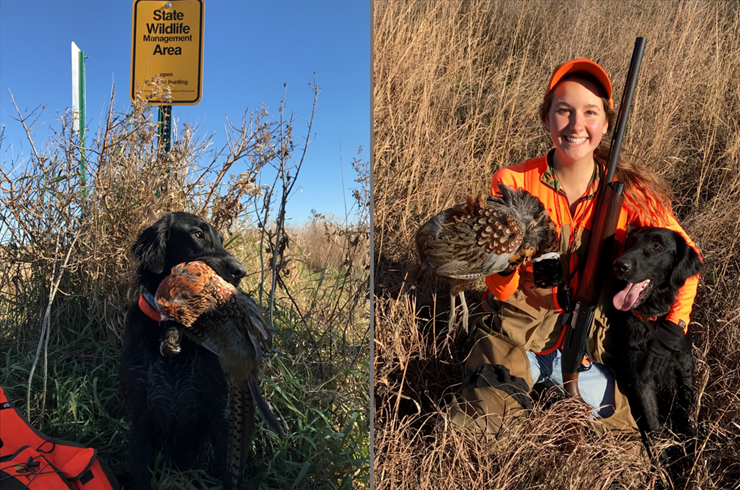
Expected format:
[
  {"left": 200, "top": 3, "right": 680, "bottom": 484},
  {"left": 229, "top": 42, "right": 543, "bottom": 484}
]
[
  {"left": 229, "top": 262, "right": 247, "bottom": 280},
  {"left": 614, "top": 258, "right": 631, "bottom": 275}
]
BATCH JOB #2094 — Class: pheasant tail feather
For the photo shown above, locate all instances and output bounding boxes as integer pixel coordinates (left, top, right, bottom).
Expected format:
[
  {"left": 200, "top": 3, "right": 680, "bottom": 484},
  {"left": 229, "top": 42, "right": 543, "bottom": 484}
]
[
  {"left": 247, "top": 375, "right": 285, "bottom": 438},
  {"left": 227, "top": 387, "right": 255, "bottom": 488}
]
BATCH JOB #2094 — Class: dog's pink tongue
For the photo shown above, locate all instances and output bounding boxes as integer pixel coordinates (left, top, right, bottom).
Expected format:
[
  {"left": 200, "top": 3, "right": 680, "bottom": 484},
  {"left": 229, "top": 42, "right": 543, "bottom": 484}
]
[{"left": 613, "top": 280, "right": 649, "bottom": 311}]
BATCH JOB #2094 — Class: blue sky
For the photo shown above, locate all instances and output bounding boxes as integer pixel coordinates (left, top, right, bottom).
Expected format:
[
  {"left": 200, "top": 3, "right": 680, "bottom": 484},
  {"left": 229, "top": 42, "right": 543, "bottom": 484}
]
[{"left": 0, "top": 0, "right": 371, "bottom": 225}]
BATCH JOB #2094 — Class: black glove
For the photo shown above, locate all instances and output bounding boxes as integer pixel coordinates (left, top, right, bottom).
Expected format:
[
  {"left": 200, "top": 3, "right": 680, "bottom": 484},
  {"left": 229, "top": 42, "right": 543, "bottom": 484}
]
[
  {"left": 640, "top": 320, "right": 684, "bottom": 378},
  {"left": 532, "top": 252, "right": 563, "bottom": 289}
]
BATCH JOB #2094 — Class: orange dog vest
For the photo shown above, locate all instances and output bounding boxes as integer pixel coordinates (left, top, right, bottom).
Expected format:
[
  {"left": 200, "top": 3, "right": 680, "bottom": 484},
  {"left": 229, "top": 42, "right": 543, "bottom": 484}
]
[{"left": 0, "top": 386, "right": 119, "bottom": 490}]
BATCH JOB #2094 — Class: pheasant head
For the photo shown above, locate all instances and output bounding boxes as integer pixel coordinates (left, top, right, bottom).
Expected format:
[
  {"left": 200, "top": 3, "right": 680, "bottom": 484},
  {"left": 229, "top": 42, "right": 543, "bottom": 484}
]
[
  {"left": 492, "top": 183, "right": 556, "bottom": 256},
  {"left": 156, "top": 261, "right": 238, "bottom": 327}
]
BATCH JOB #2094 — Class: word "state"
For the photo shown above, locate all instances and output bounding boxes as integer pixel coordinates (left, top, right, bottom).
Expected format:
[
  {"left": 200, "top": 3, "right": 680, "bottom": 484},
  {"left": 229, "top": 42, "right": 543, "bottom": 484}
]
[{"left": 153, "top": 9, "right": 184, "bottom": 21}]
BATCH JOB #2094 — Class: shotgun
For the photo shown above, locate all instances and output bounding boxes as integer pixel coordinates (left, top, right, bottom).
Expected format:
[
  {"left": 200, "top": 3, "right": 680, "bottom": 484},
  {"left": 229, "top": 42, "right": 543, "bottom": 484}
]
[{"left": 560, "top": 37, "right": 647, "bottom": 400}]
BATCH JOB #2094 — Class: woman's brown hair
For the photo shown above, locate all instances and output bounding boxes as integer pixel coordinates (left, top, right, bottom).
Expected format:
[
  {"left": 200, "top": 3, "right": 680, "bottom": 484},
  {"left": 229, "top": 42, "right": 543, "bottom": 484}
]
[{"left": 540, "top": 73, "right": 674, "bottom": 224}]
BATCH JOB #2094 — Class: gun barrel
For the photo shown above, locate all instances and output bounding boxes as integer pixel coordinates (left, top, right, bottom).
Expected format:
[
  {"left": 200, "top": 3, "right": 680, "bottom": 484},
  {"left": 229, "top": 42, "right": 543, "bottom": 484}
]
[
  {"left": 576, "top": 183, "right": 625, "bottom": 300},
  {"left": 605, "top": 37, "right": 646, "bottom": 184}
]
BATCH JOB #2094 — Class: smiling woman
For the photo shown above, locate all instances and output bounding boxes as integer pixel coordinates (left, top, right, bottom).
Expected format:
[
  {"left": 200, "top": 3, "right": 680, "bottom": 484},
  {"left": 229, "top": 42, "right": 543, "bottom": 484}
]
[
  {"left": 447, "top": 55, "right": 701, "bottom": 442},
  {"left": 543, "top": 71, "right": 611, "bottom": 212}
]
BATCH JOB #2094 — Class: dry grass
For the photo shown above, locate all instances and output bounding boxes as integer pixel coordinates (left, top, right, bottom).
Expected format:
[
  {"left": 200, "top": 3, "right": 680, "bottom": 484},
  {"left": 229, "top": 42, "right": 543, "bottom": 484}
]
[
  {"left": 374, "top": 0, "right": 740, "bottom": 488},
  {"left": 289, "top": 218, "right": 370, "bottom": 275}
]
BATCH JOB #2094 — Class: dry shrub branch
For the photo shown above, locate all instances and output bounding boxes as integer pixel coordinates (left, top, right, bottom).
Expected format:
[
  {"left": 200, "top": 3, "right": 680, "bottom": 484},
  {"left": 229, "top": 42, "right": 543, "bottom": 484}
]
[
  {"left": 1, "top": 83, "right": 268, "bottom": 344},
  {"left": 374, "top": 1, "right": 740, "bottom": 488}
]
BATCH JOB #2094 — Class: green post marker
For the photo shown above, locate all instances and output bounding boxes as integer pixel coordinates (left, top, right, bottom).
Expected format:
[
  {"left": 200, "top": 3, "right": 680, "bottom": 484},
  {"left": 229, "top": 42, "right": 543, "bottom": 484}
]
[{"left": 71, "top": 42, "right": 87, "bottom": 199}]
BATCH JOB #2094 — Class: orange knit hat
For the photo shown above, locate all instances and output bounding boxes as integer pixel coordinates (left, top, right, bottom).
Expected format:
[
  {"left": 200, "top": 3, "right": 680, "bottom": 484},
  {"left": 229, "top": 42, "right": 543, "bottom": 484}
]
[{"left": 545, "top": 58, "right": 613, "bottom": 109}]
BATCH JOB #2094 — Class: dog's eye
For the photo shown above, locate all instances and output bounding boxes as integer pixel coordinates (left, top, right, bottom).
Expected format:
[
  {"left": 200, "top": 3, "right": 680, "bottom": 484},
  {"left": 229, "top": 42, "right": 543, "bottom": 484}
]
[
  {"left": 653, "top": 243, "right": 662, "bottom": 251},
  {"left": 193, "top": 231, "right": 204, "bottom": 239}
]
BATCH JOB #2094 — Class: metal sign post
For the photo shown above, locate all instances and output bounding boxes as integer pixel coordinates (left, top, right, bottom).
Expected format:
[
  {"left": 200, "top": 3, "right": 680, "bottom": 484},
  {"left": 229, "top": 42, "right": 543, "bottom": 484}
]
[
  {"left": 131, "top": 0, "right": 203, "bottom": 157},
  {"left": 158, "top": 105, "right": 173, "bottom": 154}
]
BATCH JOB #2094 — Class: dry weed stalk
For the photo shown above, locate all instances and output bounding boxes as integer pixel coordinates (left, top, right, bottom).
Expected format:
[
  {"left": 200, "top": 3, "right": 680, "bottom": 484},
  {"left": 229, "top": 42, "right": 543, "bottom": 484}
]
[
  {"left": 26, "top": 226, "right": 81, "bottom": 418},
  {"left": 262, "top": 155, "right": 371, "bottom": 380}
]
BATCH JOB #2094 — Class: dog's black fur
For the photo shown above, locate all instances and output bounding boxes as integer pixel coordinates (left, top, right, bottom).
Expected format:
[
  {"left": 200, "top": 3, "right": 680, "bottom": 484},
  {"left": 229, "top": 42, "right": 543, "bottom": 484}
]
[
  {"left": 605, "top": 227, "right": 702, "bottom": 449},
  {"left": 119, "top": 212, "right": 247, "bottom": 490}
]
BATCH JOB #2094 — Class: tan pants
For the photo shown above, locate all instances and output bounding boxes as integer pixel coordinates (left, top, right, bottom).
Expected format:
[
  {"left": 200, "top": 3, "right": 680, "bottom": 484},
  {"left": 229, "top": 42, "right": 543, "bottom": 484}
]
[
  {"left": 448, "top": 319, "right": 639, "bottom": 438},
  {"left": 447, "top": 216, "right": 644, "bottom": 450},
  {"left": 447, "top": 279, "right": 640, "bottom": 440}
]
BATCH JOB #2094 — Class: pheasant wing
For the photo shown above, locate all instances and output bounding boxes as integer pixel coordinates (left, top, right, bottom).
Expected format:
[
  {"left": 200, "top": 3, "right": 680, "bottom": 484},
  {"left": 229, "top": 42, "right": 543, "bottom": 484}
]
[
  {"left": 233, "top": 291, "right": 274, "bottom": 356},
  {"left": 425, "top": 194, "right": 526, "bottom": 279}
]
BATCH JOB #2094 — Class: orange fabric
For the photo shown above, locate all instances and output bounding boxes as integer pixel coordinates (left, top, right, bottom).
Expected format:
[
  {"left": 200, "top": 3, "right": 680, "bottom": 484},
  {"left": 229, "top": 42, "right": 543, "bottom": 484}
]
[
  {"left": 0, "top": 387, "right": 118, "bottom": 490},
  {"left": 547, "top": 58, "right": 614, "bottom": 108},
  {"left": 485, "top": 154, "right": 700, "bottom": 328},
  {"left": 139, "top": 294, "right": 162, "bottom": 324},
  {"left": 60, "top": 448, "right": 96, "bottom": 479},
  {"left": 0, "top": 446, "right": 74, "bottom": 490}
]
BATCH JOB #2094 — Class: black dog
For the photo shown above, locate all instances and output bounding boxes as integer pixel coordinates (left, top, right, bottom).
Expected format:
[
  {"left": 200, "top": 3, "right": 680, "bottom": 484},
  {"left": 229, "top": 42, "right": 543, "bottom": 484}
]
[
  {"left": 119, "top": 212, "right": 247, "bottom": 490},
  {"left": 606, "top": 227, "right": 702, "bottom": 451}
]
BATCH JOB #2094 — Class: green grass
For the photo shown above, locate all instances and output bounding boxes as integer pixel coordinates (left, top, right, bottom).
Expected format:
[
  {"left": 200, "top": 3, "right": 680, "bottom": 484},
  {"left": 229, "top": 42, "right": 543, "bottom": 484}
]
[
  {"left": 1, "top": 341, "right": 129, "bottom": 474},
  {"left": 0, "top": 288, "right": 369, "bottom": 490},
  {"left": 0, "top": 222, "right": 368, "bottom": 490}
]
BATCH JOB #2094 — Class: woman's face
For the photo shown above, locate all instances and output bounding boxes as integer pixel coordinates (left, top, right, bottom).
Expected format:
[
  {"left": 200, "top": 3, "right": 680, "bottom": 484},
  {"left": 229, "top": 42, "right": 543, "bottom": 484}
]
[{"left": 545, "top": 79, "right": 609, "bottom": 167}]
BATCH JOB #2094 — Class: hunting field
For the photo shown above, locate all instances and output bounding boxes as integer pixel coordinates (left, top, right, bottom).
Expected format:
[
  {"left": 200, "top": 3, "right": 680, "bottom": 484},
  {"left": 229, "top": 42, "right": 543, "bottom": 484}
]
[
  {"left": 0, "top": 85, "right": 370, "bottom": 489},
  {"left": 374, "top": 1, "right": 740, "bottom": 488}
]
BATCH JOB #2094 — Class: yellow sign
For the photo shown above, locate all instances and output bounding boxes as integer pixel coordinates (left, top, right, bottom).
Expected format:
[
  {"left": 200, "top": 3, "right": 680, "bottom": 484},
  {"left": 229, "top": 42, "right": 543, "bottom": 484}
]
[{"left": 131, "top": 0, "right": 204, "bottom": 105}]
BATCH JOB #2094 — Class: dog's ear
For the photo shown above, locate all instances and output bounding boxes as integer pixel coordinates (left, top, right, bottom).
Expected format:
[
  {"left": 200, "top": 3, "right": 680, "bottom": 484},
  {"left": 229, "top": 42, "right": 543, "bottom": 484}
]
[
  {"left": 670, "top": 233, "right": 702, "bottom": 290},
  {"left": 132, "top": 214, "right": 173, "bottom": 275}
]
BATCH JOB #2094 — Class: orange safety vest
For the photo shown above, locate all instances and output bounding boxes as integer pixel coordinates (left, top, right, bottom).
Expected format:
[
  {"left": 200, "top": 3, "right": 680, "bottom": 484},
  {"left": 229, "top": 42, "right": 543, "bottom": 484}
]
[
  {"left": 485, "top": 153, "right": 700, "bottom": 331},
  {"left": 0, "top": 386, "right": 119, "bottom": 490}
]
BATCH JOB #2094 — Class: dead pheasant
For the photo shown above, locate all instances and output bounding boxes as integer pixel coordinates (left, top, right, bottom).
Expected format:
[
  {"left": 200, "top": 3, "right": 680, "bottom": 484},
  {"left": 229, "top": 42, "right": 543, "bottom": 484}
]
[
  {"left": 416, "top": 183, "right": 557, "bottom": 333},
  {"left": 155, "top": 261, "right": 284, "bottom": 488}
]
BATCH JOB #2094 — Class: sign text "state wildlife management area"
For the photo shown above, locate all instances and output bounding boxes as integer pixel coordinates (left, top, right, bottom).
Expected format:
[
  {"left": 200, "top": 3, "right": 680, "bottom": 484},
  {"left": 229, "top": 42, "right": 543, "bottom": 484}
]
[{"left": 131, "top": 0, "right": 204, "bottom": 105}]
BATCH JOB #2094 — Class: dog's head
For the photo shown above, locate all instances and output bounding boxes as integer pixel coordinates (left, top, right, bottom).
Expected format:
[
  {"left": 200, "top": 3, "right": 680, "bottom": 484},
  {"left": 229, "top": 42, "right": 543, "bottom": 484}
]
[
  {"left": 132, "top": 212, "right": 247, "bottom": 293},
  {"left": 612, "top": 227, "right": 702, "bottom": 316}
]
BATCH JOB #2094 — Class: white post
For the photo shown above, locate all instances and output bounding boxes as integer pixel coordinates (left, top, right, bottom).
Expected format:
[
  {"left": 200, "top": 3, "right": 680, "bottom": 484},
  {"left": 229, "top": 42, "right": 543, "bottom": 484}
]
[{"left": 71, "top": 42, "right": 87, "bottom": 196}]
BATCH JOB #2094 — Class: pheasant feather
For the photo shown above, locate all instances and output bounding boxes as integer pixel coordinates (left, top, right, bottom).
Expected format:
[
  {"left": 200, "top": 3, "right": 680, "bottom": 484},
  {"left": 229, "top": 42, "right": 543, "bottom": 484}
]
[
  {"left": 155, "top": 261, "right": 284, "bottom": 488},
  {"left": 416, "top": 183, "right": 557, "bottom": 333}
]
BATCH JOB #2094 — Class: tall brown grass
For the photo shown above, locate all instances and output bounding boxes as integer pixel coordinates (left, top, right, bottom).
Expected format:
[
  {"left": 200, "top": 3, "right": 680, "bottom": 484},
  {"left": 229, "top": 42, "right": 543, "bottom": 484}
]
[{"left": 374, "top": 0, "right": 740, "bottom": 488}]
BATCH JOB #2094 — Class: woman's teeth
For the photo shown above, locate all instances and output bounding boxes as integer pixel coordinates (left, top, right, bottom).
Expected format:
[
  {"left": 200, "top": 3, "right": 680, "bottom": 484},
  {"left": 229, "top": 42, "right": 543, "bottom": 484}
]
[{"left": 564, "top": 136, "right": 586, "bottom": 145}]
